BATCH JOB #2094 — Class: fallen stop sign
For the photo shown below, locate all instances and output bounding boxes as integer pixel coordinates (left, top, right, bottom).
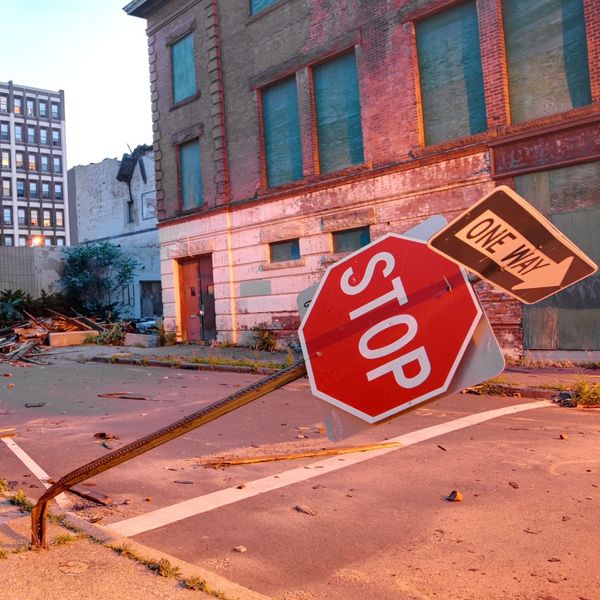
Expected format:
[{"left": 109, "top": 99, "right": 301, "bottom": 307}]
[{"left": 299, "top": 233, "right": 482, "bottom": 423}]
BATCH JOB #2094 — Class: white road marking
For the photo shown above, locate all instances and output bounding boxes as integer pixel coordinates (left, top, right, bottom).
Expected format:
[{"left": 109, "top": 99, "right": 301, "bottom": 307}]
[
  {"left": 109, "top": 400, "right": 550, "bottom": 537},
  {"left": 1, "top": 438, "right": 70, "bottom": 509}
]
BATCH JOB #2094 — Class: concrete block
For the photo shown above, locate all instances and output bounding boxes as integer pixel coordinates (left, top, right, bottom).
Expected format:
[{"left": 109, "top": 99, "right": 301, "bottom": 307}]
[
  {"left": 124, "top": 333, "right": 158, "bottom": 347},
  {"left": 48, "top": 330, "right": 98, "bottom": 347}
]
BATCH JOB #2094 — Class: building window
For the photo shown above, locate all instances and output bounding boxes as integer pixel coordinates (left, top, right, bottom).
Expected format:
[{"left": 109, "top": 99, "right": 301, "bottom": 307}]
[
  {"left": 3, "top": 235, "right": 13, "bottom": 246},
  {"left": 54, "top": 182, "right": 63, "bottom": 200},
  {"left": 51, "top": 102, "right": 60, "bottom": 119},
  {"left": 503, "top": 0, "right": 591, "bottom": 123},
  {"left": 332, "top": 226, "right": 370, "bottom": 253},
  {"left": 313, "top": 52, "right": 364, "bottom": 174},
  {"left": 26, "top": 99, "right": 35, "bottom": 117},
  {"left": 27, "top": 126, "right": 36, "bottom": 144},
  {"left": 55, "top": 209, "right": 64, "bottom": 227},
  {"left": 42, "top": 182, "right": 50, "bottom": 199},
  {"left": 14, "top": 97, "right": 22, "bottom": 115},
  {"left": 44, "top": 237, "right": 52, "bottom": 247},
  {"left": 56, "top": 237, "right": 65, "bottom": 246},
  {"left": 2, "top": 179, "right": 10, "bottom": 197},
  {"left": 16, "top": 152, "right": 25, "bottom": 169},
  {"left": 416, "top": 1, "right": 486, "bottom": 145},
  {"left": 53, "top": 156, "right": 62, "bottom": 173},
  {"left": 270, "top": 238, "right": 301, "bottom": 262},
  {"left": 30, "top": 209, "right": 39, "bottom": 227},
  {"left": 52, "top": 129, "right": 60, "bottom": 146},
  {"left": 29, "top": 181, "right": 38, "bottom": 198},
  {"left": 16, "top": 181, "right": 25, "bottom": 198},
  {"left": 43, "top": 209, "right": 51, "bottom": 227},
  {"left": 262, "top": 77, "right": 302, "bottom": 187},
  {"left": 179, "top": 139, "right": 203, "bottom": 210},
  {"left": 41, "top": 155, "right": 49, "bottom": 172},
  {"left": 0, "top": 95, "right": 7, "bottom": 112},
  {"left": 18, "top": 208, "right": 26, "bottom": 226},
  {"left": 14, "top": 124, "right": 23, "bottom": 143},
  {"left": 1, "top": 151, "right": 10, "bottom": 169},
  {"left": 39, "top": 100, "right": 47, "bottom": 118},
  {"left": 40, "top": 128, "right": 48, "bottom": 145},
  {"left": 2, "top": 207, "right": 12, "bottom": 226},
  {"left": 0, "top": 122, "right": 9, "bottom": 141},
  {"left": 18, "top": 236, "right": 27, "bottom": 246},
  {"left": 28, "top": 153, "right": 37, "bottom": 171},
  {"left": 171, "top": 33, "right": 197, "bottom": 104},
  {"left": 251, "top": 0, "right": 280, "bottom": 15}
]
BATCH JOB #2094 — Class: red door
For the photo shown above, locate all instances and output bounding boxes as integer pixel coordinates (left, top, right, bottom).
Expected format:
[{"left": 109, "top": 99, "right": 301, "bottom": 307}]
[{"left": 180, "top": 256, "right": 216, "bottom": 341}]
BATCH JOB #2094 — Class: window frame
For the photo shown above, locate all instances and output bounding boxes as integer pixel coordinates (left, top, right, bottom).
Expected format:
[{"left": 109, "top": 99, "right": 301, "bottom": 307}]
[
  {"left": 331, "top": 226, "right": 371, "bottom": 254},
  {"left": 269, "top": 238, "right": 301, "bottom": 263},
  {"left": 177, "top": 138, "right": 203, "bottom": 211},
  {"left": 169, "top": 30, "right": 199, "bottom": 107}
]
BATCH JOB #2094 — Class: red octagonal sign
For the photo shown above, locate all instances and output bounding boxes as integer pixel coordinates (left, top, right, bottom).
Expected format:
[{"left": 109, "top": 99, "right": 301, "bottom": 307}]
[{"left": 299, "top": 233, "right": 482, "bottom": 423}]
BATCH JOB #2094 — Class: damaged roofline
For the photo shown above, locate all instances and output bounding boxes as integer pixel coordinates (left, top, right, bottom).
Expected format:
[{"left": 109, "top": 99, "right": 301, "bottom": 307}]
[{"left": 123, "top": 0, "right": 166, "bottom": 18}]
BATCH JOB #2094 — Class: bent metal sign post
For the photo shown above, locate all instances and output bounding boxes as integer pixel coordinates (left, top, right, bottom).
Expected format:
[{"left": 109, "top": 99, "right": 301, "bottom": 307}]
[{"left": 427, "top": 186, "right": 598, "bottom": 304}]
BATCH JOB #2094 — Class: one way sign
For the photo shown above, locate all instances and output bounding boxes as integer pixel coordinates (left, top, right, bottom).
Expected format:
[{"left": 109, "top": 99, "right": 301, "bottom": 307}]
[{"left": 428, "top": 186, "right": 598, "bottom": 304}]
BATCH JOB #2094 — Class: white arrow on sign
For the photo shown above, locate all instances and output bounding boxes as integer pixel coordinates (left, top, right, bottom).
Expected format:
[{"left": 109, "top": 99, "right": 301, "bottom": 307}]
[{"left": 454, "top": 208, "right": 574, "bottom": 291}]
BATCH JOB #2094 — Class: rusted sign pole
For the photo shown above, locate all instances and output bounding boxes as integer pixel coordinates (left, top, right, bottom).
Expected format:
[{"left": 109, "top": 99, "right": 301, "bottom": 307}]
[{"left": 31, "top": 359, "right": 307, "bottom": 547}]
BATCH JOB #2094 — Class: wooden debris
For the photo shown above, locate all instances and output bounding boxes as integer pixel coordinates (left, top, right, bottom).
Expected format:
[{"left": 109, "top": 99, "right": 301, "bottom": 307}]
[
  {"left": 294, "top": 504, "right": 317, "bottom": 516},
  {"left": 0, "top": 427, "right": 16, "bottom": 438},
  {"left": 98, "top": 392, "right": 154, "bottom": 401},
  {"left": 446, "top": 490, "right": 464, "bottom": 502},
  {"left": 68, "top": 485, "right": 112, "bottom": 506},
  {"left": 199, "top": 441, "right": 403, "bottom": 468}
]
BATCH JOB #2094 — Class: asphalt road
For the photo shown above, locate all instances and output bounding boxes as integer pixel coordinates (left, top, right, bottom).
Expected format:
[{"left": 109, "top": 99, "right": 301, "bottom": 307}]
[{"left": 1, "top": 353, "right": 599, "bottom": 600}]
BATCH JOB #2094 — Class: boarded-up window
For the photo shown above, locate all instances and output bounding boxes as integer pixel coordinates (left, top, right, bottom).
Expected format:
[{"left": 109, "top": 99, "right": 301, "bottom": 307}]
[
  {"left": 171, "top": 33, "right": 197, "bottom": 104},
  {"left": 251, "top": 0, "right": 279, "bottom": 15},
  {"left": 179, "top": 140, "right": 203, "bottom": 210},
  {"left": 262, "top": 78, "right": 302, "bottom": 188},
  {"left": 332, "top": 227, "right": 370, "bottom": 253},
  {"left": 416, "top": 1, "right": 487, "bottom": 145},
  {"left": 314, "top": 52, "right": 364, "bottom": 174},
  {"left": 504, "top": 0, "right": 591, "bottom": 123},
  {"left": 270, "top": 238, "right": 300, "bottom": 262}
]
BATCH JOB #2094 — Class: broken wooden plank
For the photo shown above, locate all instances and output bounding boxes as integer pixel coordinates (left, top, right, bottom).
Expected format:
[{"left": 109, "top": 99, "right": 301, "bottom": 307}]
[
  {"left": 45, "top": 309, "right": 94, "bottom": 331},
  {"left": 22, "top": 311, "right": 52, "bottom": 332},
  {"left": 70, "top": 310, "right": 107, "bottom": 332},
  {"left": 97, "top": 392, "right": 158, "bottom": 401},
  {"left": 68, "top": 485, "right": 113, "bottom": 506},
  {"left": 199, "top": 441, "right": 404, "bottom": 468},
  {"left": 0, "top": 427, "right": 16, "bottom": 438}
]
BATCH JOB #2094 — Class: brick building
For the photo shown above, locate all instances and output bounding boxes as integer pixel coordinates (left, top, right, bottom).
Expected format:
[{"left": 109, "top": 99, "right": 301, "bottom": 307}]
[
  {"left": 125, "top": 0, "right": 599, "bottom": 358},
  {"left": 0, "top": 81, "right": 69, "bottom": 248}
]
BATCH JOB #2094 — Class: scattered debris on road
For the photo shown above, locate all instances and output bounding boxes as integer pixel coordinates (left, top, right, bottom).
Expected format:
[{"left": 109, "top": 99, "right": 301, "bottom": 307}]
[
  {"left": 199, "top": 441, "right": 404, "bottom": 468},
  {"left": 68, "top": 485, "right": 113, "bottom": 506},
  {"left": 295, "top": 504, "right": 317, "bottom": 516},
  {"left": 447, "top": 490, "right": 464, "bottom": 502},
  {"left": 233, "top": 545, "right": 247, "bottom": 553}
]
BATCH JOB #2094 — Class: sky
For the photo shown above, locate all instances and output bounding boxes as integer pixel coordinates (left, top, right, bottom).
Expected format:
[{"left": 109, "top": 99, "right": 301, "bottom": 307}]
[{"left": 1, "top": 0, "right": 152, "bottom": 167}]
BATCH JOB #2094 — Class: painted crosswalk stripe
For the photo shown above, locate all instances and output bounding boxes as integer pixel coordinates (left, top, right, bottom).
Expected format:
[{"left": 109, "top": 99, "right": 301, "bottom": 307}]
[
  {"left": 1, "top": 438, "right": 70, "bottom": 510},
  {"left": 108, "top": 400, "right": 549, "bottom": 537}
]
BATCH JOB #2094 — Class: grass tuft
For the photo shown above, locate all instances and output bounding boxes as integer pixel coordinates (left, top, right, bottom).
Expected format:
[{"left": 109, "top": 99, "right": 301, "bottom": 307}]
[
  {"left": 52, "top": 533, "right": 77, "bottom": 545},
  {"left": 9, "top": 490, "right": 33, "bottom": 512},
  {"left": 573, "top": 379, "right": 600, "bottom": 407},
  {"left": 0, "top": 479, "right": 9, "bottom": 494}
]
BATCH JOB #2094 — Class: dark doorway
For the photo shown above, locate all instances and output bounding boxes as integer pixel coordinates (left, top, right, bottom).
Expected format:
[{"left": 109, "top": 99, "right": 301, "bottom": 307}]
[{"left": 140, "top": 281, "right": 163, "bottom": 318}]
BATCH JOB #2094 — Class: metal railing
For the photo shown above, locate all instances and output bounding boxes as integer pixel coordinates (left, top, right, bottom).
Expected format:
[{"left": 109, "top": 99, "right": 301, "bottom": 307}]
[{"left": 31, "top": 359, "right": 307, "bottom": 547}]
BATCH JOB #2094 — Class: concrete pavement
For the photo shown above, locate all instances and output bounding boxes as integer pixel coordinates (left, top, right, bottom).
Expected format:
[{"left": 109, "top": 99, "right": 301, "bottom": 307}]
[{"left": 1, "top": 342, "right": 598, "bottom": 599}]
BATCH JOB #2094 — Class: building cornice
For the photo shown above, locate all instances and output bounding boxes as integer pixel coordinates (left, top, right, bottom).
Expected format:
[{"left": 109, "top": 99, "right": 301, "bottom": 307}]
[{"left": 123, "top": 0, "right": 167, "bottom": 18}]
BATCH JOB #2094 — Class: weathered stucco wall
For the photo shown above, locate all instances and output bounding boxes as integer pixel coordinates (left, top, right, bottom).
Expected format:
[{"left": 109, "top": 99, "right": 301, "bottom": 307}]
[
  {"left": 159, "top": 153, "right": 522, "bottom": 351},
  {"left": 67, "top": 153, "right": 161, "bottom": 319}
]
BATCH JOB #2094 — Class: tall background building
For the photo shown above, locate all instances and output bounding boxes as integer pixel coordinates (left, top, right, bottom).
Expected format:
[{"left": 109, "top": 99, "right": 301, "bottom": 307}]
[{"left": 0, "top": 81, "right": 69, "bottom": 248}]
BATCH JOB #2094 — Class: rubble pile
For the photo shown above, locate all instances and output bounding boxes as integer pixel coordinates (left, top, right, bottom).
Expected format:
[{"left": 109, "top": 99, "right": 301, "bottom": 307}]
[{"left": 0, "top": 310, "right": 104, "bottom": 365}]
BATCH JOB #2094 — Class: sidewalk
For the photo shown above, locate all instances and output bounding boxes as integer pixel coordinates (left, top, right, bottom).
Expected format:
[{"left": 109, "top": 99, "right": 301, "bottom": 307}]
[{"left": 0, "top": 499, "right": 269, "bottom": 600}]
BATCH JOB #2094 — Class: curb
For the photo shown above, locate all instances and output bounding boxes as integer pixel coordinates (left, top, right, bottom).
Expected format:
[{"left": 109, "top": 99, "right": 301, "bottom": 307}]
[
  {"left": 89, "top": 355, "right": 281, "bottom": 375},
  {"left": 23, "top": 509, "right": 272, "bottom": 600}
]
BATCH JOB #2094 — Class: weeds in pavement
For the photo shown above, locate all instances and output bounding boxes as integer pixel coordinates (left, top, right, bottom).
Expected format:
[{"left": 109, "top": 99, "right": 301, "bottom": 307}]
[
  {"left": 0, "top": 479, "right": 9, "bottom": 494},
  {"left": 9, "top": 490, "right": 33, "bottom": 512},
  {"left": 0, "top": 547, "right": 7, "bottom": 559},
  {"left": 573, "top": 380, "right": 600, "bottom": 407},
  {"left": 183, "top": 576, "right": 227, "bottom": 598},
  {"left": 52, "top": 533, "right": 77, "bottom": 545},
  {"left": 111, "top": 543, "right": 228, "bottom": 596},
  {"left": 476, "top": 377, "right": 517, "bottom": 396},
  {"left": 13, "top": 543, "right": 34, "bottom": 553}
]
